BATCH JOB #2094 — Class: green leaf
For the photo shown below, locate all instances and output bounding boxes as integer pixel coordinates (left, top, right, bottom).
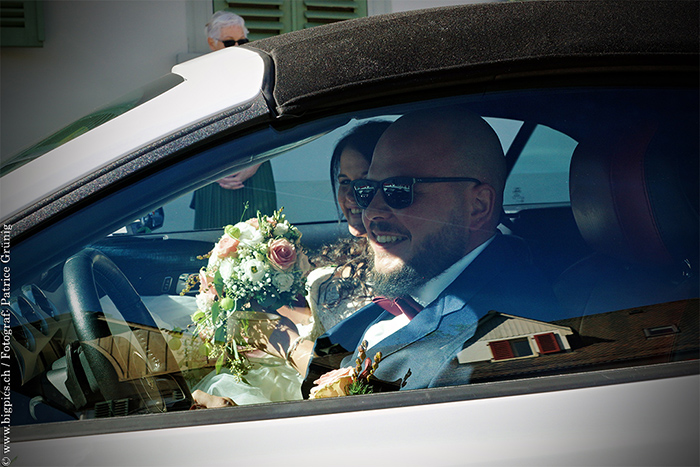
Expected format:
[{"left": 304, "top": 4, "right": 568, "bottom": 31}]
[
  {"left": 215, "top": 353, "right": 225, "bottom": 374},
  {"left": 347, "top": 379, "right": 373, "bottom": 395},
  {"left": 191, "top": 311, "right": 206, "bottom": 323},
  {"left": 211, "top": 301, "right": 220, "bottom": 323},
  {"left": 213, "top": 271, "right": 225, "bottom": 298},
  {"left": 214, "top": 323, "right": 226, "bottom": 344}
]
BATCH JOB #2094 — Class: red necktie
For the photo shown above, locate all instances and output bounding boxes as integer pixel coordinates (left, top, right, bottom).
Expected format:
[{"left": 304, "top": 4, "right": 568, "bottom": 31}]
[{"left": 372, "top": 296, "right": 423, "bottom": 320}]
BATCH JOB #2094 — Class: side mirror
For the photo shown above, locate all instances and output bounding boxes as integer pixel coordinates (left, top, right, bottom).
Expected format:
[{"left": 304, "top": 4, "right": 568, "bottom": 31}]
[{"left": 126, "top": 207, "right": 165, "bottom": 234}]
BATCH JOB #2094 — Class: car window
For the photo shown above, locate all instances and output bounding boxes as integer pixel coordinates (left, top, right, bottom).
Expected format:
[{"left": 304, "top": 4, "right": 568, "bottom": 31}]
[
  {"left": 505, "top": 124, "right": 578, "bottom": 207},
  {"left": 7, "top": 86, "right": 698, "bottom": 431},
  {"left": 132, "top": 116, "right": 534, "bottom": 234}
]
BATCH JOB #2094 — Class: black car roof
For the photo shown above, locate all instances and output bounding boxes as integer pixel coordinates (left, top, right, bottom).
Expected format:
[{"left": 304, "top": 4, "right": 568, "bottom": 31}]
[{"left": 251, "top": 0, "right": 699, "bottom": 117}]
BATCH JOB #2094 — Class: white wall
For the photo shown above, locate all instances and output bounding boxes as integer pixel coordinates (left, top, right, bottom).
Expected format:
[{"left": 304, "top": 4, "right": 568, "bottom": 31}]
[
  {"left": 1, "top": 0, "right": 190, "bottom": 161},
  {"left": 0, "top": 0, "right": 487, "bottom": 163}
]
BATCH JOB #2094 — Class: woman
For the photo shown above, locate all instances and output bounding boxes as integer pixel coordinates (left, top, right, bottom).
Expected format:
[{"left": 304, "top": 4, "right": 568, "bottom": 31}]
[
  {"left": 301, "top": 120, "right": 392, "bottom": 341},
  {"left": 191, "top": 11, "right": 277, "bottom": 229},
  {"left": 191, "top": 120, "right": 391, "bottom": 408}
]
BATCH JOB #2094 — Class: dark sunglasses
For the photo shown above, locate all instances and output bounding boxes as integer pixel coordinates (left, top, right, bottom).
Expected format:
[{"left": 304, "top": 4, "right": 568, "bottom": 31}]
[
  {"left": 351, "top": 176, "right": 482, "bottom": 210},
  {"left": 221, "top": 38, "right": 250, "bottom": 47}
]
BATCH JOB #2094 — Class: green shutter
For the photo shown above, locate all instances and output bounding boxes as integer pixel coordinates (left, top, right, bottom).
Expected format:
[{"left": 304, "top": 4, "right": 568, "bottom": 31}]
[
  {"left": 1, "top": 0, "right": 43, "bottom": 47},
  {"left": 214, "top": 0, "right": 366, "bottom": 39},
  {"left": 216, "top": 0, "right": 292, "bottom": 40},
  {"left": 295, "top": 0, "right": 367, "bottom": 30}
]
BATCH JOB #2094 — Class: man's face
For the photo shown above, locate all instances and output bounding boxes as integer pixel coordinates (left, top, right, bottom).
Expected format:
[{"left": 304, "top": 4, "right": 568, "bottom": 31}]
[{"left": 362, "top": 123, "right": 475, "bottom": 286}]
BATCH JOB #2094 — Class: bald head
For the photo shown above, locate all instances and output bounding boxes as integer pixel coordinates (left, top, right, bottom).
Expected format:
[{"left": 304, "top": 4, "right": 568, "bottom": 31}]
[{"left": 375, "top": 108, "right": 506, "bottom": 193}]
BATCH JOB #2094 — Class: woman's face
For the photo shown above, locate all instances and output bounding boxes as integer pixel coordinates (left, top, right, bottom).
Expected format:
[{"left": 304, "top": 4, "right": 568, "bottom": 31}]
[{"left": 337, "top": 147, "right": 370, "bottom": 237}]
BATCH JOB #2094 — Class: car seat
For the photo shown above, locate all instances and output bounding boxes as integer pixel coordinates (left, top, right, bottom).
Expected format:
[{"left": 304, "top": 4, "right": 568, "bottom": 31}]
[{"left": 554, "top": 120, "right": 699, "bottom": 318}]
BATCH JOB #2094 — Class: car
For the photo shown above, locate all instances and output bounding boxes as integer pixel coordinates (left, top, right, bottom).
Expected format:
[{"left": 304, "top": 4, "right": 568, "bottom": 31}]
[{"left": 1, "top": 1, "right": 698, "bottom": 465}]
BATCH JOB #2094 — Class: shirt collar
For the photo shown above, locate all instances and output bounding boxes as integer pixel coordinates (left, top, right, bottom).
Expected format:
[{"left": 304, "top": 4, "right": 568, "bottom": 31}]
[{"left": 412, "top": 235, "right": 496, "bottom": 307}]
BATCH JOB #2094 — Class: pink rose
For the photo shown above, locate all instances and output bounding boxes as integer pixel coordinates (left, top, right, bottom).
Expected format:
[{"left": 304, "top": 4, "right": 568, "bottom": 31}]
[
  {"left": 309, "top": 367, "right": 355, "bottom": 399},
  {"left": 246, "top": 218, "right": 259, "bottom": 229},
  {"left": 268, "top": 238, "right": 297, "bottom": 271},
  {"left": 199, "top": 270, "right": 218, "bottom": 298},
  {"left": 217, "top": 235, "right": 239, "bottom": 258}
]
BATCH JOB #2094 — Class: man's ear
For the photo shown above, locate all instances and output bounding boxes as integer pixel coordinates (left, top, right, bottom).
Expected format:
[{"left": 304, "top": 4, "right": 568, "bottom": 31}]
[
  {"left": 468, "top": 183, "right": 497, "bottom": 232},
  {"left": 207, "top": 37, "right": 217, "bottom": 51}
]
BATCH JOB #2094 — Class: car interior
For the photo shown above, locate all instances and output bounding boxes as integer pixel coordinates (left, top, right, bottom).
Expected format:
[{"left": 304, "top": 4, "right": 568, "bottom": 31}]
[{"left": 6, "top": 84, "right": 699, "bottom": 426}]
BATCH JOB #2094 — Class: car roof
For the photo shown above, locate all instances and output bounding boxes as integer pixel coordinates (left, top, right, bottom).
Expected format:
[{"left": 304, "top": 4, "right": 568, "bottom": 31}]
[{"left": 251, "top": 0, "right": 698, "bottom": 117}]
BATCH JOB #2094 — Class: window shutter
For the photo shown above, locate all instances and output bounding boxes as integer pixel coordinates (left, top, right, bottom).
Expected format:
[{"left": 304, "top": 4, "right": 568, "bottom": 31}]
[
  {"left": 489, "top": 340, "right": 514, "bottom": 361},
  {"left": 217, "top": 0, "right": 292, "bottom": 40},
  {"left": 534, "top": 333, "right": 561, "bottom": 354},
  {"left": 215, "top": 0, "right": 367, "bottom": 39},
  {"left": 1, "top": 0, "right": 44, "bottom": 47},
  {"left": 295, "top": 0, "right": 368, "bottom": 30}
]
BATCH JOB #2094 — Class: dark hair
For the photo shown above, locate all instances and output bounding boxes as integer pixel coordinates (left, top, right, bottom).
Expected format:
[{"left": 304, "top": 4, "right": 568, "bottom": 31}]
[
  {"left": 329, "top": 120, "right": 392, "bottom": 216},
  {"left": 310, "top": 236, "right": 373, "bottom": 308},
  {"left": 308, "top": 122, "right": 391, "bottom": 310}
]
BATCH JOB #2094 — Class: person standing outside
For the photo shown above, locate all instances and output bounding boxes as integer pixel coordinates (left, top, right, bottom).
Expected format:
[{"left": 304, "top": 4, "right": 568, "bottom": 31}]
[{"left": 191, "top": 11, "right": 277, "bottom": 229}]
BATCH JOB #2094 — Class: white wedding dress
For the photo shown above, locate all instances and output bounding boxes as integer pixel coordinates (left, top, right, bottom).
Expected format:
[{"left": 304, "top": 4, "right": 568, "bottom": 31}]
[{"left": 193, "top": 352, "right": 304, "bottom": 404}]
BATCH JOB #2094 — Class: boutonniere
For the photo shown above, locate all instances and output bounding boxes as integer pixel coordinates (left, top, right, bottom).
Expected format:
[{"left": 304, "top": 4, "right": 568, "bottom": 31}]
[{"left": 309, "top": 341, "right": 384, "bottom": 399}]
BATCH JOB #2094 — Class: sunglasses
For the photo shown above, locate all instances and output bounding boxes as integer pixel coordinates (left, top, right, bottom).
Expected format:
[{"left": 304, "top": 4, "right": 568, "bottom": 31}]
[
  {"left": 221, "top": 38, "right": 250, "bottom": 47},
  {"left": 351, "top": 176, "right": 482, "bottom": 210}
]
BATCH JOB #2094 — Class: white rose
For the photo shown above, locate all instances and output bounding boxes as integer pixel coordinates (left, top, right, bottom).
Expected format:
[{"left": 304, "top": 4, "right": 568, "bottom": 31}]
[
  {"left": 233, "top": 222, "right": 263, "bottom": 246},
  {"left": 242, "top": 258, "right": 266, "bottom": 282},
  {"left": 218, "top": 257, "right": 236, "bottom": 280},
  {"left": 273, "top": 222, "right": 289, "bottom": 236},
  {"left": 272, "top": 272, "right": 295, "bottom": 292},
  {"left": 196, "top": 292, "right": 214, "bottom": 311},
  {"left": 207, "top": 247, "right": 222, "bottom": 270}
]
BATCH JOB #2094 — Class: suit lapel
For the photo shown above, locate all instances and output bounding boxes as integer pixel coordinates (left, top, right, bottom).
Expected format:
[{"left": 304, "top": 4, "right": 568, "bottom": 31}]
[{"left": 367, "top": 234, "right": 511, "bottom": 358}]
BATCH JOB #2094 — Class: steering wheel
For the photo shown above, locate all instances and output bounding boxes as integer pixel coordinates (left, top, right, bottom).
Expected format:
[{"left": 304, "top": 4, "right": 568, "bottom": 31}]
[{"left": 63, "top": 248, "right": 192, "bottom": 413}]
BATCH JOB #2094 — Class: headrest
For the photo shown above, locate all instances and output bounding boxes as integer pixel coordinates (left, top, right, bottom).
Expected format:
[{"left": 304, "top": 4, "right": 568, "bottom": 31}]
[{"left": 569, "top": 121, "right": 699, "bottom": 270}]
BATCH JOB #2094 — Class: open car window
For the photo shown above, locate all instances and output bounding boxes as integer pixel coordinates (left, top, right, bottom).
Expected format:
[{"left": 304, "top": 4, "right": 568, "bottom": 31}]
[{"left": 6, "top": 85, "right": 698, "bottom": 430}]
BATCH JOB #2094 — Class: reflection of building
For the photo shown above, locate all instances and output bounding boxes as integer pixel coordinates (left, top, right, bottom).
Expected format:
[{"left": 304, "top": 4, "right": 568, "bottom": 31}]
[
  {"left": 457, "top": 299, "right": 698, "bottom": 384},
  {"left": 94, "top": 316, "right": 214, "bottom": 382}
]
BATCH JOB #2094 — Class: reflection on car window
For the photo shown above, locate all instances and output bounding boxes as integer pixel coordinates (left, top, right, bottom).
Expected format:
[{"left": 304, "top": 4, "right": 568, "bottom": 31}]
[
  {"left": 505, "top": 125, "right": 577, "bottom": 207},
  {"left": 7, "top": 87, "right": 698, "bottom": 429}
]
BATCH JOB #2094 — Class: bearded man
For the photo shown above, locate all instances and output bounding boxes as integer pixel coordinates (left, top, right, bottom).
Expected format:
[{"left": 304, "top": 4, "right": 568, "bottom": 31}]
[{"left": 299, "top": 107, "right": 561, "bottom": 394}]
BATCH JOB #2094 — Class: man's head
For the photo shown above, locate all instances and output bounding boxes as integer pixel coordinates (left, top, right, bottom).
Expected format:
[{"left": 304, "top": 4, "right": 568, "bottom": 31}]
[
  {"left": 361, "top": 107, "right": 506, "bottom": 297},
  {"left": 206, "top": 11, "right": 249, "bottom": 51}
]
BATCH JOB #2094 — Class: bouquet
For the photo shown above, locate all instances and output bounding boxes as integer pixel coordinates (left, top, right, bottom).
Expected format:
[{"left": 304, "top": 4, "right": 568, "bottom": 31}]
[
  {"left": 188, "top": 209, "right": 311, "bottom": 379},
  {"left": 309, "top": 341, "right": 383, "bottom": 399}
]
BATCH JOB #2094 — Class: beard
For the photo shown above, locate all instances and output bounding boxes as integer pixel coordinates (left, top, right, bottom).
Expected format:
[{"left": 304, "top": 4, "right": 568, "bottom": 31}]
[{"left": 369, "top": 210, "right": 469, "bottom": 299}]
